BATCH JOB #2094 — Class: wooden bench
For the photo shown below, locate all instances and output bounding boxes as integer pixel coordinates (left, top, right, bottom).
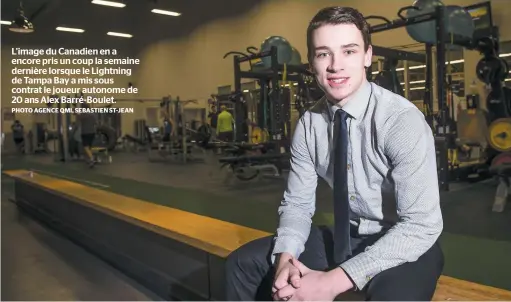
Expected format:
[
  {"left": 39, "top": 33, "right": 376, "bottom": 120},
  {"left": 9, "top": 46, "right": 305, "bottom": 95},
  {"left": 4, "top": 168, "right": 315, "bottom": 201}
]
[{"left": 5, "top": 169, "right": 511, "bottom": 301}]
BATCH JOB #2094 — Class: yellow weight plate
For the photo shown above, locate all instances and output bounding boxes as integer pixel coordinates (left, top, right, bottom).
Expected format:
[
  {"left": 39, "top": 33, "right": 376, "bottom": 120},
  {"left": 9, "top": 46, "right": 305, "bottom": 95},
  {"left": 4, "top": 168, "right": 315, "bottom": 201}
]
[
  {"left": 488, "top": 118, "right": 511, "bottom": 152},
  {"left": 251, "top": 127, "right": 269, "bottom": 144}
]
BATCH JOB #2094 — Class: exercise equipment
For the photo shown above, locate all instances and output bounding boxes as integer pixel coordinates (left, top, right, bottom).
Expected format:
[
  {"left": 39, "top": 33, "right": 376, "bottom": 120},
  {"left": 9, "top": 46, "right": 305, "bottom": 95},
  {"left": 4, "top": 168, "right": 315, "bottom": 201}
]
[
  {"left": 404, "top": 0, "right": 475, "bottom": 46},
  {"left": 491, "top": 152, "right": 511, "bottom": 167},
  {"left": 440, "top": 88, "right": 495, "bottom": 183},
  {"left": 476, "top": 36, "right": 511, "bottom": 121},
  {"left": 96, "top": 108, "right": 122, "bottom": 142},
  {"left": 477, "top": 56, "right": 509, "bottom": 85},
  {"left": 474, "top": 37, "right": 508, "bottom": 86},
  {"left": 146, "top": 99, "right": 206, "bottom": 163},
  {"left": 487, "top": 118, "right": 511, "bottom": 152},
  {"left": 91, "top": 146, "right": 112, "bottom": 164},
  {"left": 196, "top": 124, "right": 212, "bottom": 143},
  {"left": 122, "top": 134, "right": 148, "bottom": 152},
  {"left": 251, "top": 127, "right": 269, "bottom": 144},
  {"left": 223, "top": 46, "right": 263, "bottom": 70},
  {"left": 451, "top": 108, "right": 489, "bottom": 174},
  {"left": 260, "top": 36, "right": 293, "bottom": 68},
  {"left": 229, "top": 38, "right": 315, "bottom": 155},
  {"left": 124, "top": 134, "right": 146, "bottom": 146},
  {"left": 219, "top": 143, "right": 289, "bottom": 182},
  {"left": 289, "top": 47, "right": 302, "bottom": 65},
  {"left": 489, "top": 152, "right": 511, "bottom": 212},
  {"left": 486, "top": 87, "right": 511, "bottom": 120},
  {"left": 373, "top": 59, "right": 403, "bottom": 96},
  {"left": 219, "top": 153, "right": 287, "bottom": 181},
  {"left": 295, "top": 74, "right": 323, "bottom": 117},
  {"left": 94, "top": 124, "right": 117, "bottom": 151},
  {"left": 67, "top": 122, "right": 116, "bottom": 164}
]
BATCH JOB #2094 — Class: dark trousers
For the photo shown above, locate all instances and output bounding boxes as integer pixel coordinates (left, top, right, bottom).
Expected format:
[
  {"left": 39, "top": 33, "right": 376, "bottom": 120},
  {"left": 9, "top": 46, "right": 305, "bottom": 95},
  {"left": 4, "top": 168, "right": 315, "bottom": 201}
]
[
  {"left": 218, "top": 131, "right": 234, "bottom": 142},
  {"left": 225, "top": 225, "right": 444, "bottom": 301}
]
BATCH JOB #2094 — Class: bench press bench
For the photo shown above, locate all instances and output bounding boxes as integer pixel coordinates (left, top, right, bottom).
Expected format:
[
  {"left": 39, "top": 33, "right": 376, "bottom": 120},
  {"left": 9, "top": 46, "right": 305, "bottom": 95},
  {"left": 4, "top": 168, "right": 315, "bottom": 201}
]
[
  {"left": 4, "top": 169, "right": 511, "bottom": 301},
  {"left": 219, "top": 153, "right": 290, "bottom": 181},
  {"left": 91, "top": 146, "right": 112, "bottom": 164}
]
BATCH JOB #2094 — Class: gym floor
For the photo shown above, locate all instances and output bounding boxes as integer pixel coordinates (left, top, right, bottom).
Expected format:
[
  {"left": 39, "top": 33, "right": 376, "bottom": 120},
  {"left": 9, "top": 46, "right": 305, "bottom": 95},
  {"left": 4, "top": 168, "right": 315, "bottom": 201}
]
[
  {"left": 1, "top": 177, "right": 162, "bottom": 301},
  {"left": 2, "top": 152, "right": 511, "bottom": 292}
]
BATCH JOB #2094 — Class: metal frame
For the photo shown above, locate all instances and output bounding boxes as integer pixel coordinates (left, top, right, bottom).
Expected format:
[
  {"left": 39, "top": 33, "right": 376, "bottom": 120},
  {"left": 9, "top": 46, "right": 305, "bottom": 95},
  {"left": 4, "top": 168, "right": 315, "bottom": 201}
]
[
  {"left": 372, "top": 45, "right": 426, "bottom": 63},
  {"left": 370, "top": 46, "right": 426, "bottom": 109},
  {"left": 369, "top": 6, "right": 450, "bottom": 190},
  {"left": 232, "top": 48, "right": 312, "bottom": 148}
]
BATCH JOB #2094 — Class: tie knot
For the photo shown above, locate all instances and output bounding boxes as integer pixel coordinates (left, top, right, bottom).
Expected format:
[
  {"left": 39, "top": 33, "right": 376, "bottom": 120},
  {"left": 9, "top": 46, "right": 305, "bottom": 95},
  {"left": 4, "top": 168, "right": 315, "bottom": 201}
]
[{"left": 335, "top": 109, "right": 348, "bottom": 121}]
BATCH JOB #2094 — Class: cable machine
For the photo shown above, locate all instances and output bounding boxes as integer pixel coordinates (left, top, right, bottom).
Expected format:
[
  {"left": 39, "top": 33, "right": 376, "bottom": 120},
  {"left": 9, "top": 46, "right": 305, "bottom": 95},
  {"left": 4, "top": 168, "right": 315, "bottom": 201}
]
[{"left": 232, "top": 47, "right": 313, "bottom": 153}]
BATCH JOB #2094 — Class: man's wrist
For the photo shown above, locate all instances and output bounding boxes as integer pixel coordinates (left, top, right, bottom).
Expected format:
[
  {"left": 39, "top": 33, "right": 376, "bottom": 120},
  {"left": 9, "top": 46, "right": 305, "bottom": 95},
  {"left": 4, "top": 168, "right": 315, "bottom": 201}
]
[
  {"left": 325, "top": 267, "right": 354, "bottom": 296},
  {"left": 275, "top": 252, "right": 294, "bottom": 266}
]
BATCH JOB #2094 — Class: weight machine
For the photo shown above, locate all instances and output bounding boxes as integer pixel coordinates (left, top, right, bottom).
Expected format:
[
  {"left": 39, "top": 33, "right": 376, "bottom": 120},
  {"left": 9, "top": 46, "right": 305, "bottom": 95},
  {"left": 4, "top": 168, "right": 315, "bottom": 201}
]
[
  {"left": 141, "top": 96, "right": 205, "bottom": 164},
  {"left": 212, "top": 47, "right": 311, "bottom": 182},
  {"left": 34, "top": 95, "right": 114, "bottom": 164},
  {"left": 367, "top": 4, "right": 492, "bottom": 191},
  {"left": 370, "top": 1, "right": 511, "bottom": 195},
  {"left": 232, "top": 46, "right": 315, "bottom": 152}
]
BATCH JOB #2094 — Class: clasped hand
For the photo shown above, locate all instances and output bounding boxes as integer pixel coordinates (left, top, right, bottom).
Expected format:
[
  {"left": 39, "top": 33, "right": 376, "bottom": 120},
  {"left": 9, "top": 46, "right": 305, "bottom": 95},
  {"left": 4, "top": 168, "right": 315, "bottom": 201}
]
[{"left": 272, "top": 258, "right": 351, "bottom": 301}]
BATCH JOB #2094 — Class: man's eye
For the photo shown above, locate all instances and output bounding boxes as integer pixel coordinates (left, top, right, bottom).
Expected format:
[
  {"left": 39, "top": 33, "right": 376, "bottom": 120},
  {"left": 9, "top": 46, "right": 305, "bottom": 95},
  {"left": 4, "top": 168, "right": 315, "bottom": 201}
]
[
  {"left": 316, "top": 52, "right": 328, "bottom": 58},
  {"left": 345, "top": 50, "right": 356, "bottom": 55}
]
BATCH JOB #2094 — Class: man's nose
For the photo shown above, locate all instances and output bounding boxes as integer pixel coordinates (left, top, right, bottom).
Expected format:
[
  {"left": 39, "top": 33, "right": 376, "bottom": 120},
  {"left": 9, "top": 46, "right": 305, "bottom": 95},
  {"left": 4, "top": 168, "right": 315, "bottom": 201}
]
[{"left": 328, "top": 55, "right": 345, "bottom": 72}]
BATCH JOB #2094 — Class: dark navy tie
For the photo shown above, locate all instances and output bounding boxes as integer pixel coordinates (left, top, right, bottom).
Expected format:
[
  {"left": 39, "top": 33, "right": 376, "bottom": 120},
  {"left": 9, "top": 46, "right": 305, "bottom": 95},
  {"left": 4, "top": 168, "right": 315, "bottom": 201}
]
[{"left": 333, "top": 109, "right": 351, "bottom": 264}]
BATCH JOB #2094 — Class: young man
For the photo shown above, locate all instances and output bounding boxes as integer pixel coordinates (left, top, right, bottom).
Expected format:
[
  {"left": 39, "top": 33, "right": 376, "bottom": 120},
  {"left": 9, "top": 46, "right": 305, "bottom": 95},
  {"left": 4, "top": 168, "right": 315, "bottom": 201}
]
[
  {"left": 76, "top": 103, "right": 97, "bottom": 167},
  {"left": 217, "top": 105, "right": 234, "bottom": 142},
  {"left": 208, "top": 105, "right": 218, "bottom": 141},
  {"left": 225, "top": 6, "right": 444, "bottom": 301},
  {"left": 11, "top": 120, "right": 25, "bottom": 154}
]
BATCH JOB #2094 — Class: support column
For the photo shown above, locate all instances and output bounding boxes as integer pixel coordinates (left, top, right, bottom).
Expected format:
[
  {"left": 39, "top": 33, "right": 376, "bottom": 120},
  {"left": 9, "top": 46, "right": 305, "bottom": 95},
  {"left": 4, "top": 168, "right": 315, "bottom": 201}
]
[
  {"left": 403, "top": 60, "right": 410, "bottom": 99},
  {"left": 432, "top": 49, "right": 438, "bottom": 113}
]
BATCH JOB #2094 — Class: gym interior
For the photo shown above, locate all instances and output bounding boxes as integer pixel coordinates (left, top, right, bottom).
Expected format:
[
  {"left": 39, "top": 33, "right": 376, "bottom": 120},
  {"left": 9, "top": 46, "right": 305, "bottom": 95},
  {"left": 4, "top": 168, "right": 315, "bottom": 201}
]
[{"left": 1, "top": 0, "right": 511, "bottom": 300}]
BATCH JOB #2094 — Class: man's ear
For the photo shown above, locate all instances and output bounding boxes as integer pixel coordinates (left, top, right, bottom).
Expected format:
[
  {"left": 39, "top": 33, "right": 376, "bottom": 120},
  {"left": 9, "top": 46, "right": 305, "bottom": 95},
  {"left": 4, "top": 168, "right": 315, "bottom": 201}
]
[{"left": 364, "top": 45, "right": 373, "bottom": 68}]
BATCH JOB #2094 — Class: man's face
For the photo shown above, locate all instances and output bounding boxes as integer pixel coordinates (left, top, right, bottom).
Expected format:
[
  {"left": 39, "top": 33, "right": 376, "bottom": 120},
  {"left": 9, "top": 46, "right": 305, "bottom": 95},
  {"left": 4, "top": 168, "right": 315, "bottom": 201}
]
[{"left": 310, "top": 23, "right": 372, "bottom": 103}]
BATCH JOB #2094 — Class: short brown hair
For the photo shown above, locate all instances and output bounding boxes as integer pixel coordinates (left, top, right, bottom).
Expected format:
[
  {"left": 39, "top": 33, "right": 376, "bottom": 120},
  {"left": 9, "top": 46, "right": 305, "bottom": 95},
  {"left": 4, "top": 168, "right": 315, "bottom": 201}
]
[{"left": 306, "top": 7, "right": 371, "bottom": 63}]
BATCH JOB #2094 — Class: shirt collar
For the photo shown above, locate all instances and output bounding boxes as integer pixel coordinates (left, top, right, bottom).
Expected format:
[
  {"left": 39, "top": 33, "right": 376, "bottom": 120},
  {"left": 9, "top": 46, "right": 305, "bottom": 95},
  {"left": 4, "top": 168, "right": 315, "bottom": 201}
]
[{"left": 328, "top": 80, "right": 372, "bottom": 120}]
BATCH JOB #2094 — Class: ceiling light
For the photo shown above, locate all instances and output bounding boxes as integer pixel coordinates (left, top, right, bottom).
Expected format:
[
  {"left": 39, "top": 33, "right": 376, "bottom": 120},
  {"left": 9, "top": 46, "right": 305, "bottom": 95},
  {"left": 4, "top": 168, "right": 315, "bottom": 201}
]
[
  {"left": 410, "top": 80, "right": 426, "bottom": 84},
  {"left": 408, "top": 65, "right": 427, "bottom": 70},
  {"left": 400, "top": 80, "right": 426, "bottom": 85},
  {"left": 151, "top": 9, "right": 181, "bottom": 16},
  {"left": 92, "top": 0, "right": 125, "bottom": 8},
  {"left": 1, "top": 20, "right": 12, "bottom": 25},
  {"left": 56, "top": 27, "right": 85, "bottom": 33},
  {"left": 107, "top": 31, "right": 132, "bottom": 38},
  {"left": 410, "top": 86, "right": 425, "bottom": 90},
  {"left": 500, "top": 53, "right": 511, "bottom": 58}
]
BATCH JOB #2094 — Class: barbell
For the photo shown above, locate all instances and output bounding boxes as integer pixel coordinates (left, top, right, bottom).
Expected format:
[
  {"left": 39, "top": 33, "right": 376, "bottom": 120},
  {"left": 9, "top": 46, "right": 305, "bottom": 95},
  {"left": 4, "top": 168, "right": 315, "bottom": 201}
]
[{"left": 476, "top": 57, "right": 509, "bottom": 85}]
